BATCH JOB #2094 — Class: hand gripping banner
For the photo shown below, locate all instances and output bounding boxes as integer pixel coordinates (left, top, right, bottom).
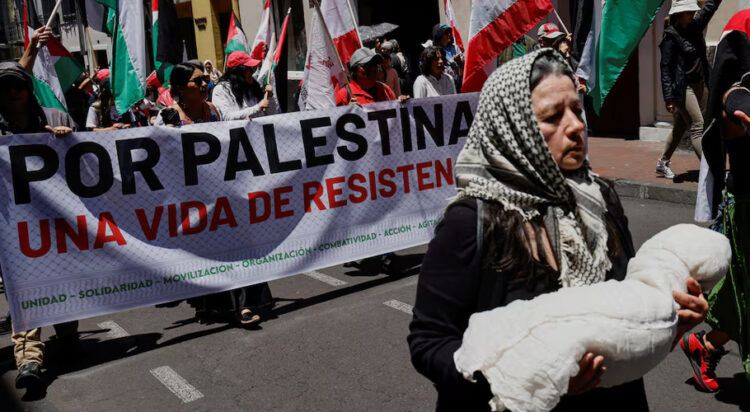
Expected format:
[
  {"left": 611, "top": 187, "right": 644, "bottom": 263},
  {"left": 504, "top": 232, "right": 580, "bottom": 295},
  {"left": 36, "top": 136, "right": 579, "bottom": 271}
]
[{"left": 0, "top": 93, "right": 478, "bottom": 330}]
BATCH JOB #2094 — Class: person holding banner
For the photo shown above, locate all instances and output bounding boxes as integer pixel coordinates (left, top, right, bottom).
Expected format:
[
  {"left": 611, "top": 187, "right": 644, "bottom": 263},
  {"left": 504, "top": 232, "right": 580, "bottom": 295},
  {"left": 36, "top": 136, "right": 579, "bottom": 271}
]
[
  {"left": 407, "top": 50, "right": 708, "bottom": 410},
  {"left": 0, "top": 61, "right": 80, "bottom": 391},
  {"left": 335, "top": 47, "right": 408, "bottom": 106},
  {"left": 155, "top": 62, "right": 221, "bottom": 126},
  {"left": 211, "top": 51, "right": 275, "bottom": 120}
]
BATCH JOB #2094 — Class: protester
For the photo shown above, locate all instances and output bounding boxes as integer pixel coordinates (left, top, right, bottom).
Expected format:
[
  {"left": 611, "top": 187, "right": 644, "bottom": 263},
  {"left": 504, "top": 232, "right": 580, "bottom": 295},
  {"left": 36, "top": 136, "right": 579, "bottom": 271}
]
[
  {"left": 499, "top": 34, "right": 535, "bottom": 65},
  {"left": 154, "top": 62, "right": 220, "bottom": 126},
  {"left": 407, "top": 49, "right": 708, "bottom": 410},
  {"left": 423, "top": 24, "right": 463, "bottom": 92},
  {"left": 657, "top": 0, "right": 722, "bottom": 179},
  {"left": 379, "top": 51, "right": 401, "bottom": 96},
  {"left": 65, "top": 72, "right": 96, "bottom": 128},
  {"left": 537, "top": 23, "right": 572, "bottom": 58},
  {"left": 212, "top": 51, "right": 275, "bottom": 120},
  {"left": 682, "top": 9, "right": 750, "bottom": 391},
  {"left": 204, "top": 59, "right": 222, "bottom": 84},
  {"left": 0, "top": 60, "right": 80, "bottom": 391},
  {"left": 384, "top": 40, "right": 412, "bottom": 97},
  {"left": 85, "top": 77, "right": 146, "bottom": 130},
  {"left": 413, "top": 46, "right": 456, "bottom": 98},
  {"left": 335, "top": 47, "right": 408, "bottom": 106}
]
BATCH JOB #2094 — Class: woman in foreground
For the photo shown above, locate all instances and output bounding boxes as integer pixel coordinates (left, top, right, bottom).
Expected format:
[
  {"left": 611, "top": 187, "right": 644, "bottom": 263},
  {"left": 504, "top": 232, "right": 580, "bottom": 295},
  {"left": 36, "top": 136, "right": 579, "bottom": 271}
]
[{"left": 407, "top": 49, "right": 708, "bottom": 411}]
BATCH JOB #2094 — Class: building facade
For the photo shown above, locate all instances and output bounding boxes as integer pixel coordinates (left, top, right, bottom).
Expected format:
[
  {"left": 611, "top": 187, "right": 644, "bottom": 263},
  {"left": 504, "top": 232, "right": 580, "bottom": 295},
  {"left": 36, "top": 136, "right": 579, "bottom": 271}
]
[{"left": 2, "top": 0, "right": 744, "bottom": 132}]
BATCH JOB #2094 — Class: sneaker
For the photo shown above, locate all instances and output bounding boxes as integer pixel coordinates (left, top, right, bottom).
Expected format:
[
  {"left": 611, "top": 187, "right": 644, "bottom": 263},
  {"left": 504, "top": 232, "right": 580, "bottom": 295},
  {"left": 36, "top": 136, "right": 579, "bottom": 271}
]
[
  {"left": 680, "top": 331, "right": 727, "bottom": 392},
  {"left": 656, "top": 158, "right": 676, "bottom": 179},
  {"left": 15, "top": 361, "right": 42, "bottom": 389}
]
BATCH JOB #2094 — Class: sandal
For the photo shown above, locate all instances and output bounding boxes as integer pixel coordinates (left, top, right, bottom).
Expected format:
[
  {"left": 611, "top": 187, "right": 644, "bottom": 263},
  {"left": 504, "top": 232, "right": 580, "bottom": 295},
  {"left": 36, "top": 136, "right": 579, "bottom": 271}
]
[{"left": 238, "top": 309, "right": 260, "bottom": 325}]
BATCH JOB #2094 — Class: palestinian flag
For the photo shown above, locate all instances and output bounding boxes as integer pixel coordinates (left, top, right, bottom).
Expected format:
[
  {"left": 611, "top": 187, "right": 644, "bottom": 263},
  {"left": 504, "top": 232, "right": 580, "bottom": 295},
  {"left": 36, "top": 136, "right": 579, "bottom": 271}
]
[
  {"left": 587, "top": 0, "right": 663, "bottom": 113},
  {"left": 250, "top": 0, "right": 272, "bottom": 60},
  {"left": 696, "top": 10, "right": 750, "bottom": 221},
  {"left": 151, "top": 0, "right": 180, "bottom": 86},
  {"left": 225, "top": 11, "right": 248, "bottom": 55},
  {"left": 23, "top": 0, "right": 85, "bottom": 112},
  {"left": 110, "top": 0, "right": 148, "bottom": 114},
  {"left": 257, "top": 8, "right": 290, "bottom": 86}
]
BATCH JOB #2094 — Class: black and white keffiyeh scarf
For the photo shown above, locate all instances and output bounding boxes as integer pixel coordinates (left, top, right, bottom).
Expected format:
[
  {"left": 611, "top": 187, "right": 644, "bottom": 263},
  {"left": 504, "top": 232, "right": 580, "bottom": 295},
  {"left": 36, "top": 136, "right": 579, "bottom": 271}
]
[{"left": 455, "top": 49, "right": 611, "bottom": 287}]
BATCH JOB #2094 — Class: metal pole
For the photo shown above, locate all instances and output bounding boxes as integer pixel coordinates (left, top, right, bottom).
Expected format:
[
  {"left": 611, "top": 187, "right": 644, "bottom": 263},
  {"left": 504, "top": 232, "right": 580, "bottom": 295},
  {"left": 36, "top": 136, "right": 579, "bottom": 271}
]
[{"left": 344, "top": 0, "right": 362, "bottom": 47}]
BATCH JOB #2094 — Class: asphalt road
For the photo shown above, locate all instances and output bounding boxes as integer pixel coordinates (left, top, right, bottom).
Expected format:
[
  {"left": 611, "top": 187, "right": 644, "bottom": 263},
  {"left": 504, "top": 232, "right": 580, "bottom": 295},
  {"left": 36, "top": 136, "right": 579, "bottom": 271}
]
[{"left": 0, "top": 197, "right": 747, "bottom": 411}]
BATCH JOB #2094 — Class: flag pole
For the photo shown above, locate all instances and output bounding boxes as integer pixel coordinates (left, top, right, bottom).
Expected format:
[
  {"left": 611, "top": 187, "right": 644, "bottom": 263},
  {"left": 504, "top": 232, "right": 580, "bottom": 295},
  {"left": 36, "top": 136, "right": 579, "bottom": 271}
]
[
  {"left": 38, "top": 0, "right": 63, "bottom": 48},
  {"left": 552, "top": 8, "right": 569, "bottom": 35},
  {"left": 310, "top": 0, "right": 347, "bottom": 75},
  {"left": 344, "top": 0, "right": 363, "bottom": 47}
]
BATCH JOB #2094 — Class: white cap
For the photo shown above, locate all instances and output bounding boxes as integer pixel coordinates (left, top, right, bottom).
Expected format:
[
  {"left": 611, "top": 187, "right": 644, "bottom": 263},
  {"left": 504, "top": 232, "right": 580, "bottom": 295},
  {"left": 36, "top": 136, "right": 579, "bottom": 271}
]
[{"left": 669, "top": 0, "right": 700, "bottom": 16}]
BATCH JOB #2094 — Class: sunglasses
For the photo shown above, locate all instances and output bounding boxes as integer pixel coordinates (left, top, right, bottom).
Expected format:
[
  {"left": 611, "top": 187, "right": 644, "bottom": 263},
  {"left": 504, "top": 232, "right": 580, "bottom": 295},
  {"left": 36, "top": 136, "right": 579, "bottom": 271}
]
[{"left": 189, "top": 75, "right": 210, "bottom": 86}]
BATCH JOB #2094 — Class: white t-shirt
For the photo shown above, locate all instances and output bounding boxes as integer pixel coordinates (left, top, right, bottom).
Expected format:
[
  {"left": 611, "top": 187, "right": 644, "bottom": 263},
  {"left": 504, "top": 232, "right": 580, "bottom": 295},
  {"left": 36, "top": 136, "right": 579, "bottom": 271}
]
[
  {"left": 413, "top": 73, "right": 457, "bottom": 98},
  {"left": 85, "top": 106, "right": 120, "bottom": 129}
]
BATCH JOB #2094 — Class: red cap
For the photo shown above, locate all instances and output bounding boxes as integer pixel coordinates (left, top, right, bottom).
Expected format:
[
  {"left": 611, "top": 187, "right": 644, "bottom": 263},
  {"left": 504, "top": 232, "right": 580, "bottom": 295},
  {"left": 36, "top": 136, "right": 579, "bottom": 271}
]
[
  {"left": 226, "top": 51, "right": 261, "bottom": 68},
  {"left": 96, "top": 68, "right": 110, "bottom": 81}
]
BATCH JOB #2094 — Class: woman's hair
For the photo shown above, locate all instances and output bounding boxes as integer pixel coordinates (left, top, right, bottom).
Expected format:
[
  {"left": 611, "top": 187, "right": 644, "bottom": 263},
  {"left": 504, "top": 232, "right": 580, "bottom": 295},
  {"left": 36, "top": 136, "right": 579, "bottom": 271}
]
[
  {"left": 529, "top": 53, "right": 575, "bottom": 91},
  {"left": 474, "top": 194, "right": 623, "bottom": 284},
  {"left": 170, "top": 63, "right": 201, "bottom": 89},
  {"left": 169, "top": 62, "right": 204, "bottom": 101},
  {"left": 419, "top": 46, "right": 442, "bottom": 76},
  {"left": 219, "top": 66, "right": 263, "bottom": 106}
]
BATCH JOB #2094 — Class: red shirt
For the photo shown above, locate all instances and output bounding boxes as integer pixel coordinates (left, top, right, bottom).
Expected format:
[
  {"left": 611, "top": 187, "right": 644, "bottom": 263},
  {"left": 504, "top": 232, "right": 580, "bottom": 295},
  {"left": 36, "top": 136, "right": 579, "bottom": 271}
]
[{"left": 335, "top": 80, "right": 396, "bottom": 106}]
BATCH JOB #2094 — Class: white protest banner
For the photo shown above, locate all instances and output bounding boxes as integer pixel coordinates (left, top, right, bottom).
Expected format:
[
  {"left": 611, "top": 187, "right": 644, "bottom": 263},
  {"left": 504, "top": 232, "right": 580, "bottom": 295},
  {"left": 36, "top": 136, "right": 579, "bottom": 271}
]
[{"left": 0, "top": 93, "right": 478, "bottom": 331}]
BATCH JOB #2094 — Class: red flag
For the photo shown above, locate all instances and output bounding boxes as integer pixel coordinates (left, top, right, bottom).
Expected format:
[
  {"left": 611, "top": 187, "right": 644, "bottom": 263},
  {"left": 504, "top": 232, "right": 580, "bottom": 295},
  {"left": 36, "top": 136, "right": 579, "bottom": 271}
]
[
  {"left": 444, "top": 0, "right": 465, "bottom": 53},
  {"left": 273, "top": 10, "right": 291, "bottom": 65},
  {"left": 462, "top": 0, "right": 553, "bottom": 92}
]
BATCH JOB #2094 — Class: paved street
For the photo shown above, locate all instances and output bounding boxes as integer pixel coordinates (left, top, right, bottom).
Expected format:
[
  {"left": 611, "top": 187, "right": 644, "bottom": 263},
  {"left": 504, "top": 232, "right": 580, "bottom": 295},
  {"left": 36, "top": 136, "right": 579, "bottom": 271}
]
[{"left": 0, "top": 197, "right": 748, "bottom": 411}]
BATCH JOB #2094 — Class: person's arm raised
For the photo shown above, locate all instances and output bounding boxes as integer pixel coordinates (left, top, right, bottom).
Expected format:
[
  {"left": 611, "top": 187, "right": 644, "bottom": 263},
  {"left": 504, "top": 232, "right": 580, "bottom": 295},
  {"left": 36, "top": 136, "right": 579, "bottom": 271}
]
[{"left": 19, "top": 27, "right": 52, "bottom": 72}]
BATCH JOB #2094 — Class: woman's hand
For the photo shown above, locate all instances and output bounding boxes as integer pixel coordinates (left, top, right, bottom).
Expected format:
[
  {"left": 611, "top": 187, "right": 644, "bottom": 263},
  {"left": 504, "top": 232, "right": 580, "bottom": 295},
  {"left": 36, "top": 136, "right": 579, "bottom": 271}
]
[
  {"left": 258, "top": 98, "right": 270, "bottom": 112},
  {"left": 264, "top": 84, "right": 273, "bottom": 97},
  {"left": 398, "top": 95, "right": 411, "bottom": 103},
  {"left": 45, "top": 125, "right": 73, "bottom": 137},
  {"left": 568, "top": 352, "right": 605, "bottom": 395},
  {"left": 665, "top": 102, "right": 676, "bottom": 114},
  {"left": 672, "top": 277, "right": 709, "bottom": 349},
  {"left": 31, "top": 26, "right": 52, "bottom": 49}
]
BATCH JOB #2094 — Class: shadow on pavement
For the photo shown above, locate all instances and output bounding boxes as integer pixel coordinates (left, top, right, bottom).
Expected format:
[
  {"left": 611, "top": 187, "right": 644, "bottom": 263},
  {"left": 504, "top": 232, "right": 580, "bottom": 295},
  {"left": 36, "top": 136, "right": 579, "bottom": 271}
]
[
  {"left": 673, "top": 170, "right": 699, "bottom": 184},
  {"left": 0, "top": 257, "right": 423, "bottom": 406},
  {"left": 714, "top": 373, "right": 750, "bottom": 410},
  {"left": 343, "top": 253, "right": 424, "bottom": 277}
]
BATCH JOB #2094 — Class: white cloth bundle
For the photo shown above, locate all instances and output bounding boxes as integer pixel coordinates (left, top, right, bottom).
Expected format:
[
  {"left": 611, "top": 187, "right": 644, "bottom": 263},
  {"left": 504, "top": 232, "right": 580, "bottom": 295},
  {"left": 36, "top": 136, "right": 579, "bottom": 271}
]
[{"left": 454, "top": 224, "right": 731, "bottom": 411}]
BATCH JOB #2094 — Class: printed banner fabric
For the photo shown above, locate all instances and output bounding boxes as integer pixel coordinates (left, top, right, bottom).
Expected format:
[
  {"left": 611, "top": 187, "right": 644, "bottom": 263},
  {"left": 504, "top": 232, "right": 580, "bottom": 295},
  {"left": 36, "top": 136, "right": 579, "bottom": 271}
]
[{"left": 0, "top": 94, "right": 478, "bottom": 331}]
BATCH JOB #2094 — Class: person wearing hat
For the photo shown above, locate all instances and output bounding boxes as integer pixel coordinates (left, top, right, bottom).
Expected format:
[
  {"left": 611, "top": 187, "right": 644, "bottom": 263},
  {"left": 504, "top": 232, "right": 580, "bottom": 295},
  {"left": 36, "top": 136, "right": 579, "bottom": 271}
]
[
  {"left": 211, "top": 50, "right": 275, "bottom": 120},
  {"left": 657, "top": 0, "right": 722, "bottom": 179},
  {"left": 336, "top": 47, "right": 406, "bottom": 106},
  {"left": 536, "top": 23, "right": 572, "bottom": 60},
  {"left": 1, "top": 31, "right": 80, "bottom": 391}
]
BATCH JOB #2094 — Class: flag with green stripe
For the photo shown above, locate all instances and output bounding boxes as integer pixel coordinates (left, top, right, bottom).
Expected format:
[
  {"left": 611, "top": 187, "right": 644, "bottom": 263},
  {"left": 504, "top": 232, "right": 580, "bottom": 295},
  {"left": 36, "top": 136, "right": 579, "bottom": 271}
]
[
  {"left": 111, "top": 0, "right": 147, "bottom": 115},
  {"left": 589, "top": 0, "right": 665, "bottom": 113}
]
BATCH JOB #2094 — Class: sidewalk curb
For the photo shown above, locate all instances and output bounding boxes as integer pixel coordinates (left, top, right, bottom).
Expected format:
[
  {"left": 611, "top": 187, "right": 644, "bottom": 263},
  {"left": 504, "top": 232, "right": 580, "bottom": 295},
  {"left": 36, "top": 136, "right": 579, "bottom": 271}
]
[{"left": 612, "top": 178, "right": 696, "bottom": 205}]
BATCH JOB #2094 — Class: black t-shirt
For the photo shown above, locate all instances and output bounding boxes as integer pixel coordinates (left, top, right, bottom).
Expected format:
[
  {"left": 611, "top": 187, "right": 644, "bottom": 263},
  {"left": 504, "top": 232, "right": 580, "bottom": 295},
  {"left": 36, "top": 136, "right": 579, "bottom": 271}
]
[{"left": 408, "top": 183, "right": 648, "bottom": 411}]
